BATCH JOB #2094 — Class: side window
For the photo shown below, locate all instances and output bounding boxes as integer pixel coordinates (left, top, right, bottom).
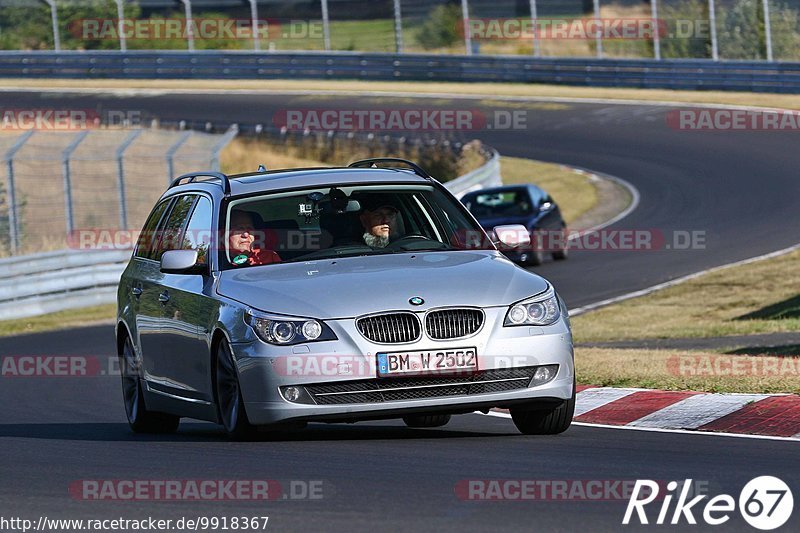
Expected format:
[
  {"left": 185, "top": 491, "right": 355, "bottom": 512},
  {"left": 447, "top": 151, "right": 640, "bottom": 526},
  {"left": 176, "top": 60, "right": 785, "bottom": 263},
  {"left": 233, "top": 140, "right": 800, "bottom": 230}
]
[
  {"left": 153, "top": 195, "right": 196, "bottom": 261},
  {"left": 181, "top": 196, "right": 213, "bottom": 265},
  {"left": 134, "top": 200, "right": 170, "bottom": 258}
]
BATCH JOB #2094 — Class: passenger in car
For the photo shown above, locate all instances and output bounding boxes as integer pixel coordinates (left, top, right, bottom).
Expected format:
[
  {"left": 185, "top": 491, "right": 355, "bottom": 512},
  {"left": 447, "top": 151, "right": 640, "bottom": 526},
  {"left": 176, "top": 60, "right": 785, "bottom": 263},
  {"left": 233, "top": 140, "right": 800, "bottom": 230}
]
[
  {"left": 228, "top": 210, "right": 281, "bottom": 266},
  {"left": 358, "top": 198, "right": 400, "bottom": 248}
]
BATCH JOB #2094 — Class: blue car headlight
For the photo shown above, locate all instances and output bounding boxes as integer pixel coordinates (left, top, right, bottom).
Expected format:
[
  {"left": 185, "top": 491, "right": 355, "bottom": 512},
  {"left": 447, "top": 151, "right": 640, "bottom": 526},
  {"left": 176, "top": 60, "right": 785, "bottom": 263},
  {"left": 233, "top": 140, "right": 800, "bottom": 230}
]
[
  {"left": 245, "top": 310, "right": 337, "bottom": 345},
  {"left": 504, "top": 286, "right": 561, "bottom": 327}
]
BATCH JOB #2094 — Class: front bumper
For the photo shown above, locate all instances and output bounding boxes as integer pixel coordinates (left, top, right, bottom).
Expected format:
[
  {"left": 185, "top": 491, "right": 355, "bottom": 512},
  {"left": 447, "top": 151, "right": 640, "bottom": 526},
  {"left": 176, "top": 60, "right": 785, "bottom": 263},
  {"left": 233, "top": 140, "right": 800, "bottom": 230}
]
[{"left": 232, "top": 308, "right": 574, "bottom": 426}]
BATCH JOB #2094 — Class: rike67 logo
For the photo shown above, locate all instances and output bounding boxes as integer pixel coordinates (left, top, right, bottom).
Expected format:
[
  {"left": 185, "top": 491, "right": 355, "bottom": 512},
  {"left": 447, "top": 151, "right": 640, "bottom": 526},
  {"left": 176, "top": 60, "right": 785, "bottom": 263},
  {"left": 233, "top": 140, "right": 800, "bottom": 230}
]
[{"left": 623, "top": 476, "right": 793, "bottom": 530}]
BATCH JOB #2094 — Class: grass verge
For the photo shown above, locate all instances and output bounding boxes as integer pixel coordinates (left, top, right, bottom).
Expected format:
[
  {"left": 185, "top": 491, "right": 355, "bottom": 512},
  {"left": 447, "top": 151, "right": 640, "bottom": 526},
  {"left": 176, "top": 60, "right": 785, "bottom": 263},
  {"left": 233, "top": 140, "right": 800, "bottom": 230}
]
[
  {"left": 5, "top": 79, "right": 800, "bottom": 110},
  {"left": 500, "top": 156, "right": 597, "bottom": 224},
  {"left": 576, "top": 347, "right": 799, "bottom": 394},
  {"left": 572, "top": 249, "right": 800, "bottom": 344},
  {"left": 0, "top": 304, "right": 116, "bottom": 338}
]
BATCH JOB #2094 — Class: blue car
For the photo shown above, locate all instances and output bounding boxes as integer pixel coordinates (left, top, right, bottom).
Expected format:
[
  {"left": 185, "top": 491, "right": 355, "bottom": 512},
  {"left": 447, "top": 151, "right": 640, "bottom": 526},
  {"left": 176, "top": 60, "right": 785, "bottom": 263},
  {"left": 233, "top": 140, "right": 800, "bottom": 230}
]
[{"left": 461, "top": 185, "right": 568, "bottom": 266}]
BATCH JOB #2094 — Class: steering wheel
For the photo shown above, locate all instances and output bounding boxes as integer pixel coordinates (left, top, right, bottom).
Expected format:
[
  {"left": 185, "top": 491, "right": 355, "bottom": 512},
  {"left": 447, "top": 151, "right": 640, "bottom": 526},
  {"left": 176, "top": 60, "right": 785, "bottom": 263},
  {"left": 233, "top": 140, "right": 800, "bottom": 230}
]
[{"left": 385, "top": 234, "right": 441, "bottom": 250}]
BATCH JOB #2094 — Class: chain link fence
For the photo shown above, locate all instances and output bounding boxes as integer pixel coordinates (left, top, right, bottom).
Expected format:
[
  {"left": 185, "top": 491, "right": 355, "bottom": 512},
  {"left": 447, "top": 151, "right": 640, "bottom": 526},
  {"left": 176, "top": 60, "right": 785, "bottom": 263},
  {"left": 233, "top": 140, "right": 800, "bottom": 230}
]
[
  {"left": 0, "top": 126, "right": 237, "bottom": 257},
  {"left": 0, "top": 0, "right": 795, "bottom": 61}
]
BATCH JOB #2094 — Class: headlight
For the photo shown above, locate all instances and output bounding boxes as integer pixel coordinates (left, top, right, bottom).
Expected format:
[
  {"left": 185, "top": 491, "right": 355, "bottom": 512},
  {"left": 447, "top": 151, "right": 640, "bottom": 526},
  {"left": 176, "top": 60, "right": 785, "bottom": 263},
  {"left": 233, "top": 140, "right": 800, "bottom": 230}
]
[
  {"left": 504, "top": 286, "right": 561, "bottom": 326},
  {"left": 246, "top": 311, "right": 337, "bottom": 345}
]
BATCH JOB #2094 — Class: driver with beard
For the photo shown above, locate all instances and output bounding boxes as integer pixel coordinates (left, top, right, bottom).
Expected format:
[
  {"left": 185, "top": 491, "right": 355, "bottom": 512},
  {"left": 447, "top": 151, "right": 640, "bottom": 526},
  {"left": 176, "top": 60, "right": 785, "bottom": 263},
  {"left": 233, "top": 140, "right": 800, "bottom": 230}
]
[{"left": 358, "top": 195, "right": 401, "bottom": 248}]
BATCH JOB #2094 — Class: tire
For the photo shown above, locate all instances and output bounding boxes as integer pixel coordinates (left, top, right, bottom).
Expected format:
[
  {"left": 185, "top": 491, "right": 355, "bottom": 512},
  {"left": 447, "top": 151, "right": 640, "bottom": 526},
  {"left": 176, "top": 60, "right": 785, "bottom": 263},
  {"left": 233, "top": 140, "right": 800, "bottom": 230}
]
[
  {"left": 214, "top": 340, "right": 258, "bottom": 440},
  {"left": 403, "top": 414, "right": 451, "bottom": 428},
  {"left": 552, "top": 225, "right": 569, "bottom": 261},
  {"left": 119, "top": 336, "right": 180, "bottom": 434},
  {"left": 510, "top": 381, "right": 575, "bottom": 435}
]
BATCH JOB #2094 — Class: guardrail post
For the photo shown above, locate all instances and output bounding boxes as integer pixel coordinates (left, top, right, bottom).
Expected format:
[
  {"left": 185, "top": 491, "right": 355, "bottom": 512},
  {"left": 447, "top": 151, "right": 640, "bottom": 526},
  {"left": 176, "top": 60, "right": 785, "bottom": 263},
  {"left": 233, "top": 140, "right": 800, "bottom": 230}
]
[
  {"left": 392, "top": 0, "right": 404, "bottom": 53},
  {"left": 114, "top": 0, "right": 127, "bottom": 51},
  {"left": 651, "top": 0, "right": 661, "bottom": 60},
  {"left": 708, "top": 0, "right": 718, "bottom": 60},
  {"left": 115, "top": 129, "right": 142, "bottom": 230},
  {"left": 320, "top": 0, "right": 331, "bottom": 50},
  {"left": 248, "top": 0, "right": 260, "bottom": 51},
  {"left": 43, "top": 0, "right": 61, "bottom": 52},
  {"left": 180, "top": 0, "right": 195, "bottom": 52},
  {"left": 210, "top": 125, "right": 239, "bottom": 171},
  {"left": 593, "top": 0, "right": 603, "bottom": 58},
  {"left": 529, "top": 0, "right": 540, "bottom": 57},
  {"left": 461, "top": 0, "right": 472, "bottom": 56},
  {"left": 762, "top": 0, "right": 773, "bottom": 61},
  {"left": 62, "top": 131, "right": 90, "bottom": 237},
  {"left": 3, "top": 131, "right": 35, "bottom": 255},
  {"left": 166, "top": 131, "right": 193, "bottom": 184}
]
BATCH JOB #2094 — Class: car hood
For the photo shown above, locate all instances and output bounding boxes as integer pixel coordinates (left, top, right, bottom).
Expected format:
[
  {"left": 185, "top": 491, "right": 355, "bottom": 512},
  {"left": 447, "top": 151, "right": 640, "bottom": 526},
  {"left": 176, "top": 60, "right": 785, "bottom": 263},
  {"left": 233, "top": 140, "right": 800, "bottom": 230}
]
[{"left": 217, "top": 250, "right": 550, "bottom": 319}]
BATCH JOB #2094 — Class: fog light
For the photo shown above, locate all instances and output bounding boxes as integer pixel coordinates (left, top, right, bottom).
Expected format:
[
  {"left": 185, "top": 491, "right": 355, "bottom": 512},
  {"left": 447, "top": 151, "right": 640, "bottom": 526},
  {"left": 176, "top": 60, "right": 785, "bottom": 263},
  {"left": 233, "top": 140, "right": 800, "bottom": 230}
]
[
  {"left": 283, "top": 386, "right": 301, "bottom": 402},
  {"left": 531, "top": 364, "right": 558, "bottom": 386}
]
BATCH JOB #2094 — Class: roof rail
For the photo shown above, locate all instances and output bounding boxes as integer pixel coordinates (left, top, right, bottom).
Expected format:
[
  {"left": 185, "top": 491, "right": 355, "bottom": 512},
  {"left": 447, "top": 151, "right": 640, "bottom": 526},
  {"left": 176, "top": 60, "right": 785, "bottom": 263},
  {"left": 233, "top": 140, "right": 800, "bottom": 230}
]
[
  {"left": 347, "top": 158, "right": 433, "bottom": 180},
  {"left": 170, "top": 171, "right": 231, "bottom": 196}
]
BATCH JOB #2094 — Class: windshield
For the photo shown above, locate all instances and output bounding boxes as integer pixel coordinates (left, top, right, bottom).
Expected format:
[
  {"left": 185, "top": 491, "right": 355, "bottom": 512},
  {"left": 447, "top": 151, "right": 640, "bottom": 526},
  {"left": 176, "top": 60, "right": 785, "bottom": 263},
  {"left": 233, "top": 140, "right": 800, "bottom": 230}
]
[
  {"left": 462, "top": 189, "right": 533, "bottom": 218},
  {"left": 222, "top": 184, "right": 494, "bottom": 268}
]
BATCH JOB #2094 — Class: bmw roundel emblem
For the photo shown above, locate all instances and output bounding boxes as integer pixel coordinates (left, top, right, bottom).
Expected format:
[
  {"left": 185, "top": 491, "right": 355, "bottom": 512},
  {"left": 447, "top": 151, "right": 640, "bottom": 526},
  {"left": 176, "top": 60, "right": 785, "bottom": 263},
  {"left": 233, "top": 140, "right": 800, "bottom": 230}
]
[{"left": 409, "top": 296, "right": 424, "bottom": 306}]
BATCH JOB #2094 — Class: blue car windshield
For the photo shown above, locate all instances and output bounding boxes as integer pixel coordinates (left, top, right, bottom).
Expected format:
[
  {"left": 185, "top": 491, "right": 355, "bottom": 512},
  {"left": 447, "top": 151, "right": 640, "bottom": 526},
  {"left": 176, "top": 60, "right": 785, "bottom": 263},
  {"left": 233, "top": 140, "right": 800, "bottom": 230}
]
[
  {"left": 463, "top": 190, "right": 533, "bottom": 218},
  {"left": 222, "top": 184, "right": 494, "bottom": 268}
]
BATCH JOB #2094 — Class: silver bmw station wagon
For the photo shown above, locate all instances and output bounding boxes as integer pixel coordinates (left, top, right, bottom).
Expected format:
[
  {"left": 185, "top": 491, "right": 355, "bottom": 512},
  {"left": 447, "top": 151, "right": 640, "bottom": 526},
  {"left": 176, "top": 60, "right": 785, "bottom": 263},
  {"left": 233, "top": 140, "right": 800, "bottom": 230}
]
[{"left": 116, "top": 159, "right": 575, "bottom": 439}]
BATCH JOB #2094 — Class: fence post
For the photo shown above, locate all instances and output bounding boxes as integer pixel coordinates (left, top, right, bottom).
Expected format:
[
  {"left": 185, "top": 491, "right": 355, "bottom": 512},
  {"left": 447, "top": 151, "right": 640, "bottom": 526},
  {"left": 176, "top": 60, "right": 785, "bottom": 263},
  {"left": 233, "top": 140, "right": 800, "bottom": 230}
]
[
  {"left": 651, "top": 0, "right": 661, "bottom": 60},
  {"left": 708, "top": 0, "right": 718, "bottom": 60},
  {"left": 114, "top": 0, "right": 127, "bottom": 51},
  {"left": 762, "top": 0, "right": 773, "bottom": 61},
  {"left": 116, "top": 130, "right": 142, "bottom": 231},
  {"left": 529, "top": 0, "right": 540, "bottom": 57},
  {"left": 62, "top": 131, "right": 90, "bottom": 237},
  {"left": 180, "top": 0, "right": 195, "bottom": 52},
  {"left": 392, "top": 0, "right": 404, "bottom": 53},
  {"left": 210, "top": 125, "right": 239, "bottom": 171},
  {"left": 166, "top": 131, "right": 193, "bottom": 184},
  {"left": 320, "top": 0, "right": 331, "bottom": 50},
  {"left": 461, "top": 0, "right": 472, "bottom": 56},
  {"left": 3, "top": 131, "right": 35, "bottom": 255},
  {"left": 43, "top": 0, "right": 61, "bottom": 52},
  {"left": 248, "top": 0, "right": 260, "bottom": 51},
  {"left": 593, "top": 0, "right": 603, "bottom": 58}
]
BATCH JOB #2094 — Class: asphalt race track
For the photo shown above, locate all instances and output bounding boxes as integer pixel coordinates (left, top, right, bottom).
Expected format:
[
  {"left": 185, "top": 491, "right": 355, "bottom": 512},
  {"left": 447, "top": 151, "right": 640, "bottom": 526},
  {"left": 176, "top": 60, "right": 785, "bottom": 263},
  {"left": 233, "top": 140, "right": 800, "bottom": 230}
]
[{"left": 1, "top": 90, "right": 799, "bottom": 531}]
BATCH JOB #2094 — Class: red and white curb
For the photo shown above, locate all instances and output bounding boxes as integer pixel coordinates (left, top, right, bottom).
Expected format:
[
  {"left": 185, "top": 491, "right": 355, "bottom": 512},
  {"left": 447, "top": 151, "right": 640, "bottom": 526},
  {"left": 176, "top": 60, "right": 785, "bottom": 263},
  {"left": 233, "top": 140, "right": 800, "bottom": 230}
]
[{"left": 492, "top": 386, "right": 800, "bottom": 441}]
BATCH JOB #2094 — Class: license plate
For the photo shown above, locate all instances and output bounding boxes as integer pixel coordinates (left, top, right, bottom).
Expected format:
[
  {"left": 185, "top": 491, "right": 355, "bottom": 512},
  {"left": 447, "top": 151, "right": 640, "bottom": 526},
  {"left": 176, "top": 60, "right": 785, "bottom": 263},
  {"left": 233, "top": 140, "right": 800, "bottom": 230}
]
[{"left": 377, "top": 348, "right": 478, "bottom": 377}]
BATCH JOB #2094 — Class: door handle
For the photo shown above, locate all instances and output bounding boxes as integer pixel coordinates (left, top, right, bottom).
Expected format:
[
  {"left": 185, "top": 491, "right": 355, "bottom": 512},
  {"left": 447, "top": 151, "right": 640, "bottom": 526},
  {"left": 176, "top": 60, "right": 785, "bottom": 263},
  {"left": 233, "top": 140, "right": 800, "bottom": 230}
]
[
  {"left": 158, "top": 291, "right": 170, "bottom": 303},
  {"left": 131, "top": 287, "right": 142, "bottom": 297}
]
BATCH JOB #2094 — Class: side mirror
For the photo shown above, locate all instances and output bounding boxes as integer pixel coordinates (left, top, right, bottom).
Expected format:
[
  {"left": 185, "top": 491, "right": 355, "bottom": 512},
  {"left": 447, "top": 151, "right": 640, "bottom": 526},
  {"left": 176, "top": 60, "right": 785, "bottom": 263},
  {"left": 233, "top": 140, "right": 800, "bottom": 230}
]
[
  {"left": 160, "top": 250, "right": 201, "bottom": 274},
  {"left": 493, "top": 224, "right": 531, "bottom": 249}
]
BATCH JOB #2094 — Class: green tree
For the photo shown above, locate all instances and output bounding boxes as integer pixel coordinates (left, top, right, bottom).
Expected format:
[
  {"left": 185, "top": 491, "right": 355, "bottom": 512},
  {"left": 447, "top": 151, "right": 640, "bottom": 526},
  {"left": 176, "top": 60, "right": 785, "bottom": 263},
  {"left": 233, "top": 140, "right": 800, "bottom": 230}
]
[{"left": 415, "top": 4, "right": 463, "bottom": 51}]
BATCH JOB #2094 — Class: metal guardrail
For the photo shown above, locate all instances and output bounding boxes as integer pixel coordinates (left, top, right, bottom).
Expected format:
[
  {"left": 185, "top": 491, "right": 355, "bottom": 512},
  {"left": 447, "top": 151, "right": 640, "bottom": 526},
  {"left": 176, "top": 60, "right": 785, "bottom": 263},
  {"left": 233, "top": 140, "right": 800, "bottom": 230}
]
[
  {"left": 0, "top": 249, "right": 130, "bottom": 321},
  {"left": 0, "top": 151, "right": 503, "bottom": 321},
  {"left": 2, "top": 51, "right": 800, "bottom": 93}
]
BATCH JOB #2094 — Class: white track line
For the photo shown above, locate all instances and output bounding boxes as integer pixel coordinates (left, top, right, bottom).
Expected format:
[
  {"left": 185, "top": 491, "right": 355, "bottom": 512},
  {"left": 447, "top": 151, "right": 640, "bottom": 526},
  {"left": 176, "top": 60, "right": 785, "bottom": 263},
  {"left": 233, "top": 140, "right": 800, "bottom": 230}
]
[
  {"left": 572, "top": 387, "right": 642, "bottom": 417},
  {"left": 483, "top": 411, "right": 800, "bottom": 443},
  {"left": 627, "top": 393, "right": 769, "bottom": 430}
]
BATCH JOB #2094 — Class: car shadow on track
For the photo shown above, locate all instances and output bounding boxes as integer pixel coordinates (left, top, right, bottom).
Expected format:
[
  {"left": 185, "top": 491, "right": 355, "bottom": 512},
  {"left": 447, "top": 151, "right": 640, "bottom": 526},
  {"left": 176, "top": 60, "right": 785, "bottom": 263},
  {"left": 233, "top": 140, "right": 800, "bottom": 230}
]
[{"left": 0, "top": 419, "right": 522, "bottom": 442}]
